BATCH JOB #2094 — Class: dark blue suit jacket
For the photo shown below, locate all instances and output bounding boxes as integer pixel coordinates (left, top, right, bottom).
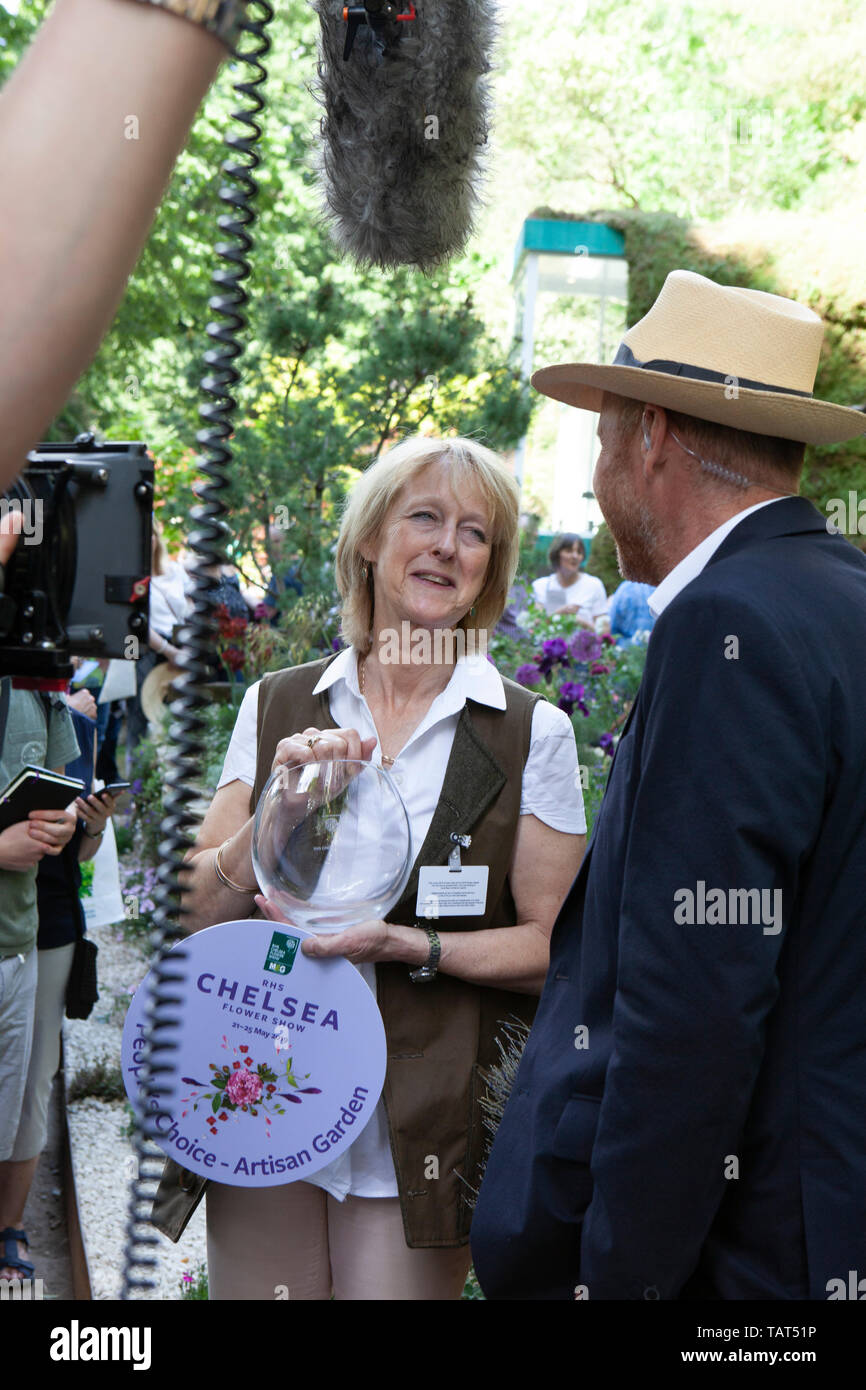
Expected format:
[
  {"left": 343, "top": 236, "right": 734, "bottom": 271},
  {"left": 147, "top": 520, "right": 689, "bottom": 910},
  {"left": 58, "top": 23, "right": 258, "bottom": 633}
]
[{"left": 472, "top": 497, "right": 866, "bottom": 1300}]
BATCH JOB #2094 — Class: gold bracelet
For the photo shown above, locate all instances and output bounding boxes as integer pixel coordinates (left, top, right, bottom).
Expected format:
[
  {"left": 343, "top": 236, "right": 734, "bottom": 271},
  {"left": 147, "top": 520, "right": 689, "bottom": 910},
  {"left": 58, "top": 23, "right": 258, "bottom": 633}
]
[{"left": 214, "top": 841, "right": 257, "bottom": 894}]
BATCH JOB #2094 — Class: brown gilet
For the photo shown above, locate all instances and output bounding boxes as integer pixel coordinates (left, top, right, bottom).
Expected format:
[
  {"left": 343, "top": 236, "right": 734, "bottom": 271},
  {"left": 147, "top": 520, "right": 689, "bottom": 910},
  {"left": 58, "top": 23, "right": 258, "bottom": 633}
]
[{"left": 153, "top": 652, "right": 541, "bottom": 1249}]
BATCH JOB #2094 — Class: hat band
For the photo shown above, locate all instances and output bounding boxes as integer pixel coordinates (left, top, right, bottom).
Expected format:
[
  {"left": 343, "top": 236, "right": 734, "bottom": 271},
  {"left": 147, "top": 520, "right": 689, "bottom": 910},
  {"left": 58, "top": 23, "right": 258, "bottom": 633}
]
[{"left": 613, "top": 341, "right": 813, "bottom": 398}]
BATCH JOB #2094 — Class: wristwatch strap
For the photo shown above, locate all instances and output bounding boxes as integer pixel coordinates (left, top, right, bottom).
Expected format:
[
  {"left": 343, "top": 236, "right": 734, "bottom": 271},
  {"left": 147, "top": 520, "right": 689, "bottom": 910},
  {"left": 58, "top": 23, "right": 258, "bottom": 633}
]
[
  {"left": 125, "top": 0, "right": 248, "bottom": 51},
  {"left": 409, "top": 927, "right": 441, "bottom": 984}
]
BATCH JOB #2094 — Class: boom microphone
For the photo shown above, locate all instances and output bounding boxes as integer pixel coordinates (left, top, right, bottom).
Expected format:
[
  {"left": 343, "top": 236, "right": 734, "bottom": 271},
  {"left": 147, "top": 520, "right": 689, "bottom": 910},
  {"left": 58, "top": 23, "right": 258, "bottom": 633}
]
[{"left": 312, "top": 0, "right": 498, "bottom": 271}]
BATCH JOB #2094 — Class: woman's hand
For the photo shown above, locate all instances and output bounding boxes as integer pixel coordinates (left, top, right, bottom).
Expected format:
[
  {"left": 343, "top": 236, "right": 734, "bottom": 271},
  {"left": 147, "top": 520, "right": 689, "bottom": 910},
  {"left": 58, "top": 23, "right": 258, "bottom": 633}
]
[
  {"left": 74, "top": 791, "right": 116, "bottom": 837},
  {"left": 254, "top": 895, "right": 414, "bottom": 966},
  {"left": 26, "top": 807, "right": 77, "bottom": 855},
  {"left": 269, "top": 726, "right": 377, "bottom": 778}
]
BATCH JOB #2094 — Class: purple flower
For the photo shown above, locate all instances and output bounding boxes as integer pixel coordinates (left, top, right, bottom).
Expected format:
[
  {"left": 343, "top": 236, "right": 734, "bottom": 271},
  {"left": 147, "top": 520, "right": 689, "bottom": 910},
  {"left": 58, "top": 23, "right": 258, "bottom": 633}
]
[
  {"left": 590, "top": 662, "right": 611, "bottom": 676},
  {"left": 542, "top": 638, "right": 569, "bottom": 662},
  {"left": 598, "top": 732, "right": 615, "bottom": 756},
  {"left": 569, "top": 630, "right": 603, "bottom": 663},
  {"left": 131, "top": 778, "right": 143, "bottom": 793},
  {"left": 515, "top": 663, "right": 542, "bottom": 687},
  {"left": 559, "top": 681, "right": 586, "bottom": 704},
  {"left": 557, "top": 680, "right": 590, "bottom": 718}
]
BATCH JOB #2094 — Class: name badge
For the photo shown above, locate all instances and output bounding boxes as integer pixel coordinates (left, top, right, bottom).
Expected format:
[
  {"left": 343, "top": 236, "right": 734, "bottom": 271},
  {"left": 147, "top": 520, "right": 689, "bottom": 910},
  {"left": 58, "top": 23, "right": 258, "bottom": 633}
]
[{"left": 416, "top": 864, "right": 489, "bottom": 918}]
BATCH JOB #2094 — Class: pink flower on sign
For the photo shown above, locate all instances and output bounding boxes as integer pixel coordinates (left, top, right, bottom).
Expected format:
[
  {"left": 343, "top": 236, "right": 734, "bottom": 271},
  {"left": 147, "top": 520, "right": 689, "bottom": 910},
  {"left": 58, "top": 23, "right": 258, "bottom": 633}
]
[{"left": 226, "top": 1070, "right": 263, "bottom": 1107}]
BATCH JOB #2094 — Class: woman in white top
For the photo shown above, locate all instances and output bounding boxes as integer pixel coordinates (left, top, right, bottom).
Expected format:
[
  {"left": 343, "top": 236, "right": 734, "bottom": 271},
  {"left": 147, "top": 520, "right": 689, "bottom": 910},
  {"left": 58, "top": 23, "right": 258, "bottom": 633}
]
[
  {"left": 177, "top": 436, "right": 586, "bottom": 1301},
  {"left": 530, "top": 533, "right": 609, "bottom": 628}
]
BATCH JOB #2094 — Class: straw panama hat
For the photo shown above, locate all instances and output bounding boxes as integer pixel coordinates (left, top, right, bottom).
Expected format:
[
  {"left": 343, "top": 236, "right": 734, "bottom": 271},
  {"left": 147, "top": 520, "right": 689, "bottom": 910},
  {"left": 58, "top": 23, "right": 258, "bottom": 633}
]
[
  {"left": 140, "top": 661, "right": 181, "bottom": 726},
  {"left": 531, "top": 270, "right": 866, "bottom": 446}
]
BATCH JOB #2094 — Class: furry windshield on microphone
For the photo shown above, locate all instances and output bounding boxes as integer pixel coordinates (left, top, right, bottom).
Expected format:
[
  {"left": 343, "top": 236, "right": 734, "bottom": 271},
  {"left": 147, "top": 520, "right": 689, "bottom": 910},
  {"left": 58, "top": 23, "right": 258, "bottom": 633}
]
[{"left": 312, "top": 0, "right": 497, "bottom": 272}]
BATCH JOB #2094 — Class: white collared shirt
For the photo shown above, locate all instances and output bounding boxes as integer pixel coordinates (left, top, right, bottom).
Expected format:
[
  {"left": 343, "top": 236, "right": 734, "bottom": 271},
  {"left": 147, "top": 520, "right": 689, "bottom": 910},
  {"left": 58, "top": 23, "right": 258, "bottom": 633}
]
[
  {"left": 531, "top": 570, "right": 609, "bottom": 620},
  {"left": 648, "top": 498, "right": 786, "bottom": 618},
  {"left": 217, "top": 646, "right": 585, "bottom": 1198}
]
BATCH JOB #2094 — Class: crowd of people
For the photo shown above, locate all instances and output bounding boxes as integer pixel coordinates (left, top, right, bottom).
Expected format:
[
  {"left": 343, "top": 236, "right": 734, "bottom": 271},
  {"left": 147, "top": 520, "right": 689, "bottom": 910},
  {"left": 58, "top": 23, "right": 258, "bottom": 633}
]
[{"left": 0, "top": 668, "right": 121, "bottom": 1282}]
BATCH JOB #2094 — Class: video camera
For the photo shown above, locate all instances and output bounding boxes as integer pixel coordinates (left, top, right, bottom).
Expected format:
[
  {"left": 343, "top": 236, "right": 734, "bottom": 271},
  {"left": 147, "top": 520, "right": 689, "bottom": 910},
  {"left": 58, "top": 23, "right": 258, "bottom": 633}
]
[{"left": 0, "top": 432, "right": 153, "bottom": 686}]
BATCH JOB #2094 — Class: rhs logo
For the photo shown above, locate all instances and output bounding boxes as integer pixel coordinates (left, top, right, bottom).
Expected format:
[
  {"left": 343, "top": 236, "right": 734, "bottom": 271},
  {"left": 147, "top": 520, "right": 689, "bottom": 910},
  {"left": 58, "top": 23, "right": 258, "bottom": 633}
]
[{"left": 264, "top": 930, "right": 300, "bottom": 976}]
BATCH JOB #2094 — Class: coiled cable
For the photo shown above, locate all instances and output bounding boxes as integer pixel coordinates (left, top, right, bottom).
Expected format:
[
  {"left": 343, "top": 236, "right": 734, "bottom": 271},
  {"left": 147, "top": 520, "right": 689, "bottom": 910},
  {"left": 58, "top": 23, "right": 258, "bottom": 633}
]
[{"left": 121, "top": 3, "right": 274, "bottom": 1298}]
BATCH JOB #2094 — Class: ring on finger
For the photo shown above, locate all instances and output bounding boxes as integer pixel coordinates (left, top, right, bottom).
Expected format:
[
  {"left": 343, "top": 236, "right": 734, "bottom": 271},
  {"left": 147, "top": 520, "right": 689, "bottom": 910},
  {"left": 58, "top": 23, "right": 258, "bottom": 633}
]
[{"left": 306, "top": 736, "right": 323, "bottom": 750}]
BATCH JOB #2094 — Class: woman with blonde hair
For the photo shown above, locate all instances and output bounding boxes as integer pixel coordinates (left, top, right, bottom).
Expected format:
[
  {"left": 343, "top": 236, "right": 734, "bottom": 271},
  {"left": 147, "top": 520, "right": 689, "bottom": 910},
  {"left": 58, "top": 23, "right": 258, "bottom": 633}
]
[{"left": 155, "top": 435, "right": 587, "bottom": 1300}]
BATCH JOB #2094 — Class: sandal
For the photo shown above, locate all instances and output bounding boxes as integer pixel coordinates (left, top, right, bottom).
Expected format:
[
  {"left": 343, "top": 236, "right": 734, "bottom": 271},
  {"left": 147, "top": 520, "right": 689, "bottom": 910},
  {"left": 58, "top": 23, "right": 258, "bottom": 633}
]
[{"left": 0, "top": 1227, "right": 34, "bottom": 1281}]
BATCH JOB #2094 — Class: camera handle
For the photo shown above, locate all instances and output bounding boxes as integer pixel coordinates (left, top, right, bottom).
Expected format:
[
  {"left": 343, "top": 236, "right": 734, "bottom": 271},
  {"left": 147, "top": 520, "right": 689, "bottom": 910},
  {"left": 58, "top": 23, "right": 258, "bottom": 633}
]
[{"left": 120, "top": 2, "right": 275, "bottom": 1298}]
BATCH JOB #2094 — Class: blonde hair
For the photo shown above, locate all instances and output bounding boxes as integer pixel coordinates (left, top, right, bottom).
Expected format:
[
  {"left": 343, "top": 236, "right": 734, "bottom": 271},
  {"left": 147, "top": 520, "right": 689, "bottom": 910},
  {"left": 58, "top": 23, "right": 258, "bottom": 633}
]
[
  {"left": 335, "top": 436, "right": 520, "bottom": 652},
  {"left": 151, "top": 515, "right": 169, "bottom": 577}
]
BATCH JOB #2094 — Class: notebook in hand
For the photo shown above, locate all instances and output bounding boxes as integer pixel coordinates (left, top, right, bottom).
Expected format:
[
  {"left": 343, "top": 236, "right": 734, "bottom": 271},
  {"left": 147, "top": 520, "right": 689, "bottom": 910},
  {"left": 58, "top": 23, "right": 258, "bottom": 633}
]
[{"left": 0, "top": 765, "right": 85, "bottom": 835}]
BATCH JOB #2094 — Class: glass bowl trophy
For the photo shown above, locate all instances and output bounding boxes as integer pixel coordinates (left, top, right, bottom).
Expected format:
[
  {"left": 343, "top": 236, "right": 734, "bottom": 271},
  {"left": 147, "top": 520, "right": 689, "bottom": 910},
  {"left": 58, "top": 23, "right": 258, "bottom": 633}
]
[
  {"left": 252, "top": 759, "right": 411, "bottom": 932},
  {"left": 122, "top": 759, "right": 411, "bottom": 1186}
]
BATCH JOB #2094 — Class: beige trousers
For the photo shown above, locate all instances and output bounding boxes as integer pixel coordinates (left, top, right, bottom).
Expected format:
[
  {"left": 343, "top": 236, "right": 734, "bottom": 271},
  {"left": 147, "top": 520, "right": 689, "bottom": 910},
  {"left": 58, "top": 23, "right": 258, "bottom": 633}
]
[
  {"left": 12, "top": 943, "right": 75, "bottom": 1161},
  {"left": 206, "top": 1180, "right": 472, "bottom": 1301}
]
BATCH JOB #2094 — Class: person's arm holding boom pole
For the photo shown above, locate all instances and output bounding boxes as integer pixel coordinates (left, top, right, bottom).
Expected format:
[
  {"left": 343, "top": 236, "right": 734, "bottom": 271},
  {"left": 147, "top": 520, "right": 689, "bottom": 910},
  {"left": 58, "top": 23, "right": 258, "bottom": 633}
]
[{"left": 0, "top": 0, "right": 231, "bottom": 488}]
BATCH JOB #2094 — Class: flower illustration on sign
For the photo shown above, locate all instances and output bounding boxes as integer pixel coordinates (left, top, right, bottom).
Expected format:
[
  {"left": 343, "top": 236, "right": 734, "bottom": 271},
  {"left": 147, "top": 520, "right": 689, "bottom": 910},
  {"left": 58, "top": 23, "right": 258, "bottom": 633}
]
[{"left": 181, "top": 1039, "right": 321, "bottom": 1138}]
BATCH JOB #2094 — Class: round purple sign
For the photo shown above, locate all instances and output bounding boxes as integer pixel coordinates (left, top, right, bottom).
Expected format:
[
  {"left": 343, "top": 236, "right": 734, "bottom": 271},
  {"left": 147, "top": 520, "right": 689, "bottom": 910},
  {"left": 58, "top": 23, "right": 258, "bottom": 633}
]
[{"left": 121, "top": 919, "right": 387, "bottom": 1185}]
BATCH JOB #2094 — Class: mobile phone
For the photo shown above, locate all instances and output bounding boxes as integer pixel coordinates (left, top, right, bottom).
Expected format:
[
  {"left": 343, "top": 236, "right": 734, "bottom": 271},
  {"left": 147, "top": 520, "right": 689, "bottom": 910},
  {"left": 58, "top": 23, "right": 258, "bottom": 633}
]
[{"left": 94, "top": 781, "right": 131, "bottom": 800}]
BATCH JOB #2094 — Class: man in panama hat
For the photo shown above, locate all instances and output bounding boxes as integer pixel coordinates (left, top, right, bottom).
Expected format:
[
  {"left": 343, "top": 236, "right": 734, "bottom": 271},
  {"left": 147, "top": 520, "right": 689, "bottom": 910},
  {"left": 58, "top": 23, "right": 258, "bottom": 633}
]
[{"left": 471, "top": 270, "right": 866, "bottom": 1300}]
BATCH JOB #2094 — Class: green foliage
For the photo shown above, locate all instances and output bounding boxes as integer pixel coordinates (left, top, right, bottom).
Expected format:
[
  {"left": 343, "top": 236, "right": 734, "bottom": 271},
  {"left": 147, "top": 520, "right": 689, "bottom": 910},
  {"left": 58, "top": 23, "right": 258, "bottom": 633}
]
[
  {"left": 120, "top": 1101, "right": 137, "bottom": 1140},
  {"left": 114, "top": 822, "right": 135, "bottom": 857},
  {"left": 127, "top": 734, "right": 169, "bottom": 868},
  {"left": 461, "top": 1269, "right": 486, "bottom": 1301},
  {"left": 196, "top": 699, "right": 248, "bottom": 800},
  {"left": 179, "top": 1263, "right": 209, "bottom": 1301},
  {"left": 583, "top": 523, "right": 621, "bottom": 596},
  {"left": 485, "top": 0, "right": 866, "bottom": 246},
  {"left": 78, "top": 860, "right": 95, "bottom": 899},
  {"left": 68, "top": 1060, "right": 126, "bottom": 1104}
]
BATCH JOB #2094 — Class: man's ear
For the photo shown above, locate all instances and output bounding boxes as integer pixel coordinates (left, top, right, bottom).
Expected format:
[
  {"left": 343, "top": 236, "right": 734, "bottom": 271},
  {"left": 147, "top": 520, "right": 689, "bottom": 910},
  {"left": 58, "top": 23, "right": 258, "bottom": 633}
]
[{"left": 640, "top": 407, "right": 668, "bottom": 474}]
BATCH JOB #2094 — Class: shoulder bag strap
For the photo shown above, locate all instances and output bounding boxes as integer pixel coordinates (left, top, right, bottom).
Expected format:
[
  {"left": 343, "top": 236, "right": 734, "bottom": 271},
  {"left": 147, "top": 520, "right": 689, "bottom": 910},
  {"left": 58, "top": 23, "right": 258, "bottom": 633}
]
[{"left": 0, "top": 676, "right": 10, "bottom": 759}]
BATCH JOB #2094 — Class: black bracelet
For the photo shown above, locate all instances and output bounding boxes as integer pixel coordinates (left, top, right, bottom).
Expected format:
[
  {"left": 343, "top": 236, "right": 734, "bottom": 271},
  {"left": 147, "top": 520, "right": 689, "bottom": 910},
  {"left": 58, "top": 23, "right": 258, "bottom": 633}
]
[{"left": 409, "top": 926, "right": 441, "bottom": 984}]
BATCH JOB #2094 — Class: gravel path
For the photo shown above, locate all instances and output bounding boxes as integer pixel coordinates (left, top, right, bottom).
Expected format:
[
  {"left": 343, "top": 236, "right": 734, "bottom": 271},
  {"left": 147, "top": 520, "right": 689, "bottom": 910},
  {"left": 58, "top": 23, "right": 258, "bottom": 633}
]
[{"left": 63, "top": 914, "right": 208, "bottom": 1301}]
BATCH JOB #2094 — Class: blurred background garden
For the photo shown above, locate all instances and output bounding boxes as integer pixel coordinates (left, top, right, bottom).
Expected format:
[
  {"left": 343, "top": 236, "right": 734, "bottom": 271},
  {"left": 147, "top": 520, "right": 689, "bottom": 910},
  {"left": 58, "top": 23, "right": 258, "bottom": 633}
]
[{"left": 3, "top": 0, "right": 865, "bottom": 1302}]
